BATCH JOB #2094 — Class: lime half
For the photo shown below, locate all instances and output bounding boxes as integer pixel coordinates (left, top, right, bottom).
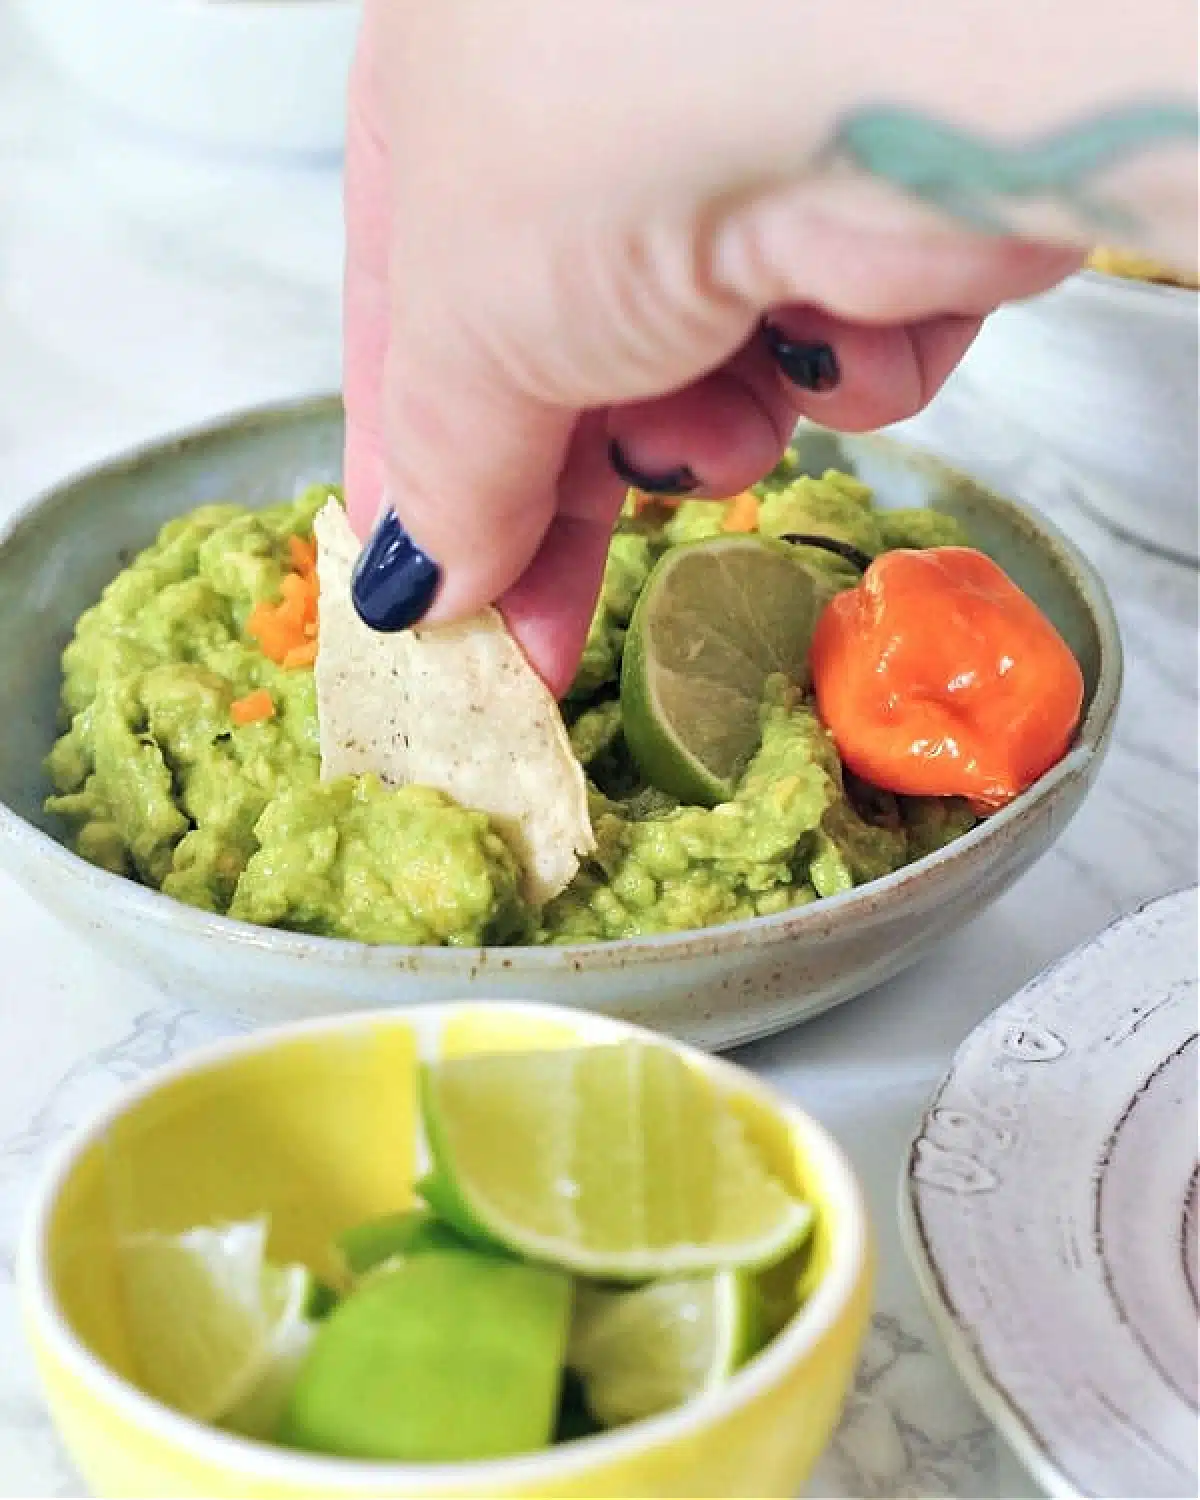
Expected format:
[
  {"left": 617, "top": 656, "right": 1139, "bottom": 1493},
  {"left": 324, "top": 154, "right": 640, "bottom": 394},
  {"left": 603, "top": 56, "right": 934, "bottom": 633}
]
[
  {"left": 568, "top": 1271, "right": 766, "bottom": 1427},
  {"left": 418, "top": 1042, "right": 813, "bottom": 1280},
  {"left": 621, "top": 534, "right": 830, "bottom": 805},
  {"left": 117, "top": 1217, "right": 314, "bottom": 1438}
]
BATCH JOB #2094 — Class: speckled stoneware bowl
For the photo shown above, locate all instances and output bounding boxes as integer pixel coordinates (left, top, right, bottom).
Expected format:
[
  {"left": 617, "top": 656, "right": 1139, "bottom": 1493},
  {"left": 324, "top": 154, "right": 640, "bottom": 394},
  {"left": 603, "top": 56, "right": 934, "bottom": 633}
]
[
  {"left": 0, "top": 397, "right": 1122, "bottom": 1049},
  {"left": 961, "top": 269, "right": 1199, "bottom": 564}
]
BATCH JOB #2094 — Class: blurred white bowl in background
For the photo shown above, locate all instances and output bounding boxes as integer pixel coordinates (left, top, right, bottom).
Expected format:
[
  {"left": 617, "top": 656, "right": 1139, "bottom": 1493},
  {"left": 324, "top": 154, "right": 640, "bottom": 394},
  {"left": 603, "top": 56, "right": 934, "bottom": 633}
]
[
  {"left": 962, "top": 271, "right": 1198, "bottom": 563},
  {"left": 17, "top": 0, "right": 359, "bottom": 157}
]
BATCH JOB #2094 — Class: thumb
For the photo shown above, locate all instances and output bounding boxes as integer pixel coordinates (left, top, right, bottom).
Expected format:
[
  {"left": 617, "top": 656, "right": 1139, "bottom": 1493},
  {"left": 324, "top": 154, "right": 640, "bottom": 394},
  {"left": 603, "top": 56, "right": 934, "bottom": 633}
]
[{"left": 340, "top": 6, "right": 597, "bottom": 683}]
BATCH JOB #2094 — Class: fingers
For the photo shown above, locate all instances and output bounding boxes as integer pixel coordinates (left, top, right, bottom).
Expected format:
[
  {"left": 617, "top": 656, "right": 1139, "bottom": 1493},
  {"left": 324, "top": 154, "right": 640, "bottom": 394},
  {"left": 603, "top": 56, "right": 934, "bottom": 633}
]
[
  {"left": 369, "top": 300, "right": 978, "bottom": 691},
  {"left": 906, "top": 313, "right": 985, "bottom": 405},
  {"left": 498, "top": 413, "right": 627, "bottom": 697},
  {"left": 601, "top": 307, "right": 983, "bottom": 498},
  {"left": 606, "top": 332, "right": 791, "bottom": 499},
  {"left": 761, "top": 307, "right": 982, "bottom": 431}
]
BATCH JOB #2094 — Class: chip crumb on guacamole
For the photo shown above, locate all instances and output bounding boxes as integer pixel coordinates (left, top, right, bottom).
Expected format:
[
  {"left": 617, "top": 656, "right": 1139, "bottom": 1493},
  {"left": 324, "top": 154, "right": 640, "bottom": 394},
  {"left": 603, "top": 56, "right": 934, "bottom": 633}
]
[{"left": 44, "top": 458, "right": 980, "bottom": 947}]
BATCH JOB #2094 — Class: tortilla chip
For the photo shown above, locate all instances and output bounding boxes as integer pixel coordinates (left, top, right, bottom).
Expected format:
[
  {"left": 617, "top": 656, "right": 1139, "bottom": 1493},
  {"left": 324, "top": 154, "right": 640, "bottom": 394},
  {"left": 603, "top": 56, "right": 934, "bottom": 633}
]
[{"left": 313, "top": 500, "right": 594, "bottom": 905}]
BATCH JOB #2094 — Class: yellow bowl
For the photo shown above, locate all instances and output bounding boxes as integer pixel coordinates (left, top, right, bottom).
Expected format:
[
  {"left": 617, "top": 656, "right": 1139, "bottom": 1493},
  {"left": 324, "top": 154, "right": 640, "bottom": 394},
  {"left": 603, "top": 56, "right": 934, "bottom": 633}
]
[{"left": 18, "top": 1002, "right": 873, "bottom": 1499}]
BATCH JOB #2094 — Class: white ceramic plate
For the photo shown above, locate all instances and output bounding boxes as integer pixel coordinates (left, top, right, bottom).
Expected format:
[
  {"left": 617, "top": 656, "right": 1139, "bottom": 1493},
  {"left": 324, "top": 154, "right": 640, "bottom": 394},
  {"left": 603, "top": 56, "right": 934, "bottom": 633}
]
[{"left": 901, "top": 887, "right": 1199, "bottom": 1498}]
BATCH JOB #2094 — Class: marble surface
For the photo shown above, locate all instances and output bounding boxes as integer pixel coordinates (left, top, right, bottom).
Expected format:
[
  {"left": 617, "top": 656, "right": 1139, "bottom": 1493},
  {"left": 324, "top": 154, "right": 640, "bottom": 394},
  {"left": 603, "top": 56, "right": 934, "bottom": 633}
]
[{"left": 0, "top": 8, "right": 1196, "bottom": 1497}]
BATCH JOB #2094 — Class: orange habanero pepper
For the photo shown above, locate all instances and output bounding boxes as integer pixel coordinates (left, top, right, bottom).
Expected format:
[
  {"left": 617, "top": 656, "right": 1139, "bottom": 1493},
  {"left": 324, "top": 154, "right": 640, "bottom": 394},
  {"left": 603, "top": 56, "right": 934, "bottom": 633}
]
[{"left": 810, "top": 546, "right": 1084, "bottom": 811}]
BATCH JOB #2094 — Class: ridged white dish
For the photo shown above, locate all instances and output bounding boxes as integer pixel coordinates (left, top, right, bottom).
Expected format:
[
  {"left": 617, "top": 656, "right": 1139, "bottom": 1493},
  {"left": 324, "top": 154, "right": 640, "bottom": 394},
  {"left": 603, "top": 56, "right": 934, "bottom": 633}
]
[{"left": 902, "top": 887, "right": 1199, "bottom": 1498}]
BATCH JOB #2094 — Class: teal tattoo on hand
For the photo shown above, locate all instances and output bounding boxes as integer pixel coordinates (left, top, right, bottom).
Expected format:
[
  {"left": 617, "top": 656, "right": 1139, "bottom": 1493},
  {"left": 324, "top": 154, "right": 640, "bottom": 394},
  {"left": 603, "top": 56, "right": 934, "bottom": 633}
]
[{"left": 823, "top": 103, "right": 1200, "bottom": 232}]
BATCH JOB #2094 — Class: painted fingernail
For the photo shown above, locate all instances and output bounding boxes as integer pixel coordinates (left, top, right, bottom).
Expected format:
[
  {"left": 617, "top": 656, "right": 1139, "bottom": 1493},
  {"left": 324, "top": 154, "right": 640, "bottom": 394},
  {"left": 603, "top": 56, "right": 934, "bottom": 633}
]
[
  {"left": 608, "top": 439, "right": 699, "bottom": 497},
  {"left": 351, "top": 510, "right": 441, "bottom": 631},
  {"left": 764, "top": 326, "right": 840, "bottom": 393}
]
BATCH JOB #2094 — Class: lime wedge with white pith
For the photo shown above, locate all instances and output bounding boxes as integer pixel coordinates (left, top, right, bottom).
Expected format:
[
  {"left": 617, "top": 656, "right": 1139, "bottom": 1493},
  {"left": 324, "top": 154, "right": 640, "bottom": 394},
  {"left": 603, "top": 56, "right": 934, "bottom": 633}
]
[
  {"left": 568, "top": 1271, "right": 766, "bottom": 1428},
  {"left": 117, "top": 1217, "right": 315, "bottom": 1437},
  {"left": 621, "top": 534, "right": 831, "bottom": 806},
  {"left": 417, "top": 1042, "right": 814, "bottom": 1281}
]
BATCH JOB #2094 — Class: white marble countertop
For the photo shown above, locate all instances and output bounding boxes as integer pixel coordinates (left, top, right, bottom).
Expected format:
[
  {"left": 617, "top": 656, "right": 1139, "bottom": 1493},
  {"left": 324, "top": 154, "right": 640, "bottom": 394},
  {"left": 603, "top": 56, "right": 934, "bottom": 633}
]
[{"left": 0, "top": 9, "right": 1196, "bottom": 1497}]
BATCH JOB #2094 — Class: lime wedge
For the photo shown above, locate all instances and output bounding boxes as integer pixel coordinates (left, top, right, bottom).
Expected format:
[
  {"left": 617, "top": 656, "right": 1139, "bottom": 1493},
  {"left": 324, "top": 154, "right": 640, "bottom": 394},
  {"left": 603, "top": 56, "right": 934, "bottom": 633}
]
[
  {"left": 621, "top": 535, "right": 831, "bottom": 805},
  {"left": 336, "top": 1208, "right": 469, "bottom": 1279},
  {"left": 568, "top": 1270, "right": 766, "bottom": 1427},
  {"left": 280, "top": 1249, "right": 572, "bottom": 1462},
  {"left": 222, "top": 1290, "right": 314, "bottom": 1443},
  {"left": 117, "top": 1218, "right": 314, "bottom": 1438},
  {"left": 418, "top": 1042, "right": 814, "bottom": 1280}
]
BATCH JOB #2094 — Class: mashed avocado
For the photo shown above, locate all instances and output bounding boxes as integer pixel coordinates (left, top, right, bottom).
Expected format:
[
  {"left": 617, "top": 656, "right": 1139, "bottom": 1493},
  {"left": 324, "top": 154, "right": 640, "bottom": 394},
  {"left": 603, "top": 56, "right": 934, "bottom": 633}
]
[{"left": 45, "top": 459, "right": 976, "bottom": 946}]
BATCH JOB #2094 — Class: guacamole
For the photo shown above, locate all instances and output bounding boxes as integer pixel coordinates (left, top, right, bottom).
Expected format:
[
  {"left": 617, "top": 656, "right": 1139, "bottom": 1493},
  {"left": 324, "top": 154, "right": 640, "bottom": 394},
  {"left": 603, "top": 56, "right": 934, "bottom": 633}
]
[{"left": 45, "top": 456, "right": 977, "bottom": 946}]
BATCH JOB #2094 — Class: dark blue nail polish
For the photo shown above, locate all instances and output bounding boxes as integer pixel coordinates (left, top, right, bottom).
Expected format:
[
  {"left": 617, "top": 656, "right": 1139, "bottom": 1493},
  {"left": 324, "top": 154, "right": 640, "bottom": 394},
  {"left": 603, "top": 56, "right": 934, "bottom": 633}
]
[
  {"left": 763, "top": 326, "right": 840, "bottom": 392},
  {"left": 608, "top": 439, "right": 699, "bottom": 497},
  {"left": 351, "top": 511, "right": 441, "bottom": 632}
]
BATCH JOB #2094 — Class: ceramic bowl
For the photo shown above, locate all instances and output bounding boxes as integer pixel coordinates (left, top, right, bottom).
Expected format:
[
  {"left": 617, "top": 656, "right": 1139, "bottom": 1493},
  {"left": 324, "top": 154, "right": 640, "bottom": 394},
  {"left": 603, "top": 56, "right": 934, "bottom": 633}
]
[
  {"left": 18, "top": 1000, "right": 873, "bottom": 1499},
  {"left": 962, "top": 270, "right": 1199, "bottom": 563},
  {"left": 16, "top": 0, "right": 359, "bottom": 157},
  {"left": 0, "top": 396, "right": 1123, "bottom": 1049}
]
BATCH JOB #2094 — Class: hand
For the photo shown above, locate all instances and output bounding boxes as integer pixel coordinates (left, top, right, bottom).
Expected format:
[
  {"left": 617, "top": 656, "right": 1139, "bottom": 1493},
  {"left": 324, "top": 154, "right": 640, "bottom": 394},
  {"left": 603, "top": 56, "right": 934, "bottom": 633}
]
[{"left": 342, "top": 0, "right": 1191, "bottom": 694}]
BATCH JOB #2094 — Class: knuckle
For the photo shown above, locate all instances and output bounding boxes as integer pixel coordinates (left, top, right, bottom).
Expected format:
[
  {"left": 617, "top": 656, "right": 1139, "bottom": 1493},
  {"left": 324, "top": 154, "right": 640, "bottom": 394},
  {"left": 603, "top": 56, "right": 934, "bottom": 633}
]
[{"left": 506, "top": 213, "right": 749, "bottom": 406}]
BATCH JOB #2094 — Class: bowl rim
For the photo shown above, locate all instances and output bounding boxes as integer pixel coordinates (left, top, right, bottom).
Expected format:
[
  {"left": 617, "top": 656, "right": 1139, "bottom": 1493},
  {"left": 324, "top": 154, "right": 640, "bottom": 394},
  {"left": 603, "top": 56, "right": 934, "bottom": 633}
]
[
  {"left": 19, "top": 999, "right": 871, "bottom": 1489},
  {"left": 1055, "top": 266, "right": 1199, "bottom": 313},
  {"left": 0, "top": 392, "right": 1124, "bottom": 971}
]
